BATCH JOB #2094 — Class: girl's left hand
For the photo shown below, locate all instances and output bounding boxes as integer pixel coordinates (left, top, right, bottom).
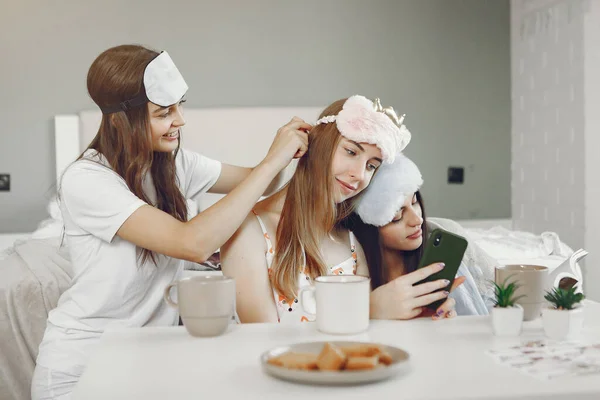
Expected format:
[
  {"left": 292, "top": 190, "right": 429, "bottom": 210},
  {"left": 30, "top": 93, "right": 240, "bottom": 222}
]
[{"left": 421, "top": 276, "right": 466, "bottom": 320}]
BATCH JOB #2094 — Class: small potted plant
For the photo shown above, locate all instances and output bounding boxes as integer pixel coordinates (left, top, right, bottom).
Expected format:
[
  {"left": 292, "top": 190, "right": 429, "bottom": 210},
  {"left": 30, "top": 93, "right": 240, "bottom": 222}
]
[
  {"left": 491, "top": 276, "right": 525, "bottom": 336},
  {"left": 542, "top": 287, "right": 585, "bottom": 340}
]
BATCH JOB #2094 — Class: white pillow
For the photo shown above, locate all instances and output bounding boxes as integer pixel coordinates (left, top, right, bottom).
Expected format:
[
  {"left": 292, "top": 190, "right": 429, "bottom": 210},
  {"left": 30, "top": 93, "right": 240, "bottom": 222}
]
[{"left": 31, "top": 195, "right": 64, "bottom": 240}]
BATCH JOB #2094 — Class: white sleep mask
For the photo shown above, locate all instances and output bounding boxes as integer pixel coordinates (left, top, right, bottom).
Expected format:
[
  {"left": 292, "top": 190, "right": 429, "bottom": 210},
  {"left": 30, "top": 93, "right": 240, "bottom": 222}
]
[
  {"left": 355, "top": 152, "right": 423, "bottom": 227},
  {"left": 101, "top": 51, "right": 188, "bottom": 114}
]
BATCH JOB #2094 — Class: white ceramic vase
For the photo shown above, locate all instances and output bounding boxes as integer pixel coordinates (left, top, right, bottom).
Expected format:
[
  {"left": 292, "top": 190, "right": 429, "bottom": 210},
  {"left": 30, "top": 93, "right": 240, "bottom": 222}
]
[
  {"left": 542, "top": 305, "right": 584, "bottom": 340},
  {"left": 491, "top": 304, "right": 524, "bottom": 336}
]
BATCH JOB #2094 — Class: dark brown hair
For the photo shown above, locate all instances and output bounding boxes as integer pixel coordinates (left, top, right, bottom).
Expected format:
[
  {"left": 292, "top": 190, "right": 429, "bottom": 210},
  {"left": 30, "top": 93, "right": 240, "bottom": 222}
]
[
  {"left": 82, "top": 44, "right": 187, "bottom": 264},
  {"left": 351, "top": 191, "right": 427, "bottom": 290}
]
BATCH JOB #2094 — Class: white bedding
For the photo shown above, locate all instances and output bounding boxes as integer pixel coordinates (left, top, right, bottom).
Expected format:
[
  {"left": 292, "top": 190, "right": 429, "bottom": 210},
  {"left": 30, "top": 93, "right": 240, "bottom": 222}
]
[
  {"left": 463, "top": 226, "right": 573, "bottom": 271},
  {"left": 0, "top": 237, "right": 72, "bottom": 400},
  {"left": 0, "top": 234, "right": 30, "bottom": 252}
]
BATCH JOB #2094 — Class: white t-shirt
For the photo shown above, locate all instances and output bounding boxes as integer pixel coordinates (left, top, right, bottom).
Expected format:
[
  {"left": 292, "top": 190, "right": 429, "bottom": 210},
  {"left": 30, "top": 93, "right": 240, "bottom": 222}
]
[{"left": 36, "top": 148, "right": 221, "bottom": 375}]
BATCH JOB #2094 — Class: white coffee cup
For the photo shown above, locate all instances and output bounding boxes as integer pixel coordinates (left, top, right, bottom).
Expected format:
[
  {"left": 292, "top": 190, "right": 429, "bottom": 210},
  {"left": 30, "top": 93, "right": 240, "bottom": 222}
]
[
  {"left": 164, "top": 275, "right": 235, "bottom": 337},
  {"left": 299, "top": 275, "right": 370, "bottom": 335}
]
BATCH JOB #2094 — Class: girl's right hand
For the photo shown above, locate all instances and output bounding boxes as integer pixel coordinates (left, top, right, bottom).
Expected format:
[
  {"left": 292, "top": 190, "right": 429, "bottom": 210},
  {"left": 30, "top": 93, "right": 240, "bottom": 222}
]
[
  {"left": 370, "top": 262, "right": 463, "bottom": 320},
  {"left": 262, "top": 117, "right": 312, "bottom": 171}
]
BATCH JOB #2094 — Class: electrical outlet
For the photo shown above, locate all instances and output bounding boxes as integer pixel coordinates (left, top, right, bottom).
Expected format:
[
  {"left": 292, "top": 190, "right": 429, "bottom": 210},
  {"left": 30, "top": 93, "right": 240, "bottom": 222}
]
[
  {"left": 447, "top": 167, "right": 464, "bottom": 184},
  {"left": 0, "top": 174, "right": 10, "bottom": 191}
]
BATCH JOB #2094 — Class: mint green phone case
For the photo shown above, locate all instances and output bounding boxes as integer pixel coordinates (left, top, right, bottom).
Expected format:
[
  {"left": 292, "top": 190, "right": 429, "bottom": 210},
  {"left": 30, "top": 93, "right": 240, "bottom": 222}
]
[{"left": 416, "top": 228, "right": 468, "bottom": 309}]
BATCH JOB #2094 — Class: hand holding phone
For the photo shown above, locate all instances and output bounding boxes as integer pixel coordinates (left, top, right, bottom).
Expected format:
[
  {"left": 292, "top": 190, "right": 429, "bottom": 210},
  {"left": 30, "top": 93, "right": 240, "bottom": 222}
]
[
  {"left": 370, "top": 261, "right": 465, "bottom": 320},
  {"left": 416, "top": 228, "right": 468, "bottom": 309}
]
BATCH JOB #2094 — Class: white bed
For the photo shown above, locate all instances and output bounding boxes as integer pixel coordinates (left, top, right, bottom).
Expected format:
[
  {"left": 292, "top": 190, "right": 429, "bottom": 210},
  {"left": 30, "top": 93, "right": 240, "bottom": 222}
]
[
  {"left": 2, "top": 106, "right": 584, "bottom": 294},
  {"left": 4, "top": 106, "right": 582, "bottom": 300},
  {"left": 62, "top": 107, "right": 585, "bottom": 287},
  {"left": 1, "top": 103, "right": 584, "bottom": 295},
  {"left": 0, "top": 234, "right": 29, "bottom": 251},
  {"left": 1, "top": 106, "right": 578, "bottom": 273}
]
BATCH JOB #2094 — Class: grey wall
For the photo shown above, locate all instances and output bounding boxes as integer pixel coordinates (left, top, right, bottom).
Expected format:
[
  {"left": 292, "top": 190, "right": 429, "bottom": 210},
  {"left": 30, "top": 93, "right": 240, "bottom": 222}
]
[{"left": 0, "top": 0, "right": 510, "bottom": 233}]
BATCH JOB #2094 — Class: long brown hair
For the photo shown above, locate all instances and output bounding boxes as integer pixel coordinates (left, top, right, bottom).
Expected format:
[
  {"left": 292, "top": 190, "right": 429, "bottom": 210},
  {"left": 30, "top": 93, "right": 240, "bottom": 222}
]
[
  {"left": 351, "top": 190, "right": 427, "bottom": 290},
  {"left": 81, "top": 44, "right": 187, "bottom": 264},
  {"left": 272, "top": 98, "right": 362, "bottom": 300}
]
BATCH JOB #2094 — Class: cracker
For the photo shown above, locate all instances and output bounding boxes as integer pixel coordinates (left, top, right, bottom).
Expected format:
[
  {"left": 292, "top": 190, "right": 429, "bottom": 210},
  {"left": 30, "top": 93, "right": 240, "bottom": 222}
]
[
  {"left": 267, "top": 352, "right": 319, "bottom": 370},
  {"left": 377, "top": 350, "right": 393, "bottom": 365},
  {"left": 345, "top": 355, "right": 380, "bottom": 370},
  {"left": 317, "top": 342, "right": 347, "bottom": 371},
  {"left": 339, "top": 343, "right": 382, "bottom": 358}
]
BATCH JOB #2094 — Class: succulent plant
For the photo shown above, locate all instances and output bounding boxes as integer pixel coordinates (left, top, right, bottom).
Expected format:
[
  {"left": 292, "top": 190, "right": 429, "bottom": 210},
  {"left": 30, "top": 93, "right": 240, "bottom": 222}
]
[
  {"left": 492, "top": 275, "right": 525, "bottom": 308},
  {"left": 544, "top": 286, "right": 585, "bottom": 310}
]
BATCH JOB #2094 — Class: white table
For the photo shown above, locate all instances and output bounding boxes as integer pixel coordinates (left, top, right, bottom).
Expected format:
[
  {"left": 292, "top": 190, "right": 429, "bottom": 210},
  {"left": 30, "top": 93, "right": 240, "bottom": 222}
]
[{"left": 73, "top": 301, "right": 600, "bottom": 400}]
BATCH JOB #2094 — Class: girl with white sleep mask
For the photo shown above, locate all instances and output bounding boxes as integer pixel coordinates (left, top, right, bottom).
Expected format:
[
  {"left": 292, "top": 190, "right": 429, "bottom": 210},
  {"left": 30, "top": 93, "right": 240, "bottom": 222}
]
[{"left": 32, "top": 44, "right": 311, "bottom": 399}]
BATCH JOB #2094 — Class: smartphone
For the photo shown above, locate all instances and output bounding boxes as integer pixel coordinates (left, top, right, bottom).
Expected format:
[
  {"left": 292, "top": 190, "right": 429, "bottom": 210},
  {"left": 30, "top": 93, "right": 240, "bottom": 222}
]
[{"left": 416, "top": 228, "right": 468, "bottom": 309}]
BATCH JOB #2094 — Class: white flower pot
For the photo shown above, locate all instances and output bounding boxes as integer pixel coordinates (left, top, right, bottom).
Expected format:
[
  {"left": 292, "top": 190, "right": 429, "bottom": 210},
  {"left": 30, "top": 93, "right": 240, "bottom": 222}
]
[
  {"left": 542, "top": 305, "right": 584, "bottom": 340},
  {"left": 491, "top": 304, "right": 524, "bottom": 336}
]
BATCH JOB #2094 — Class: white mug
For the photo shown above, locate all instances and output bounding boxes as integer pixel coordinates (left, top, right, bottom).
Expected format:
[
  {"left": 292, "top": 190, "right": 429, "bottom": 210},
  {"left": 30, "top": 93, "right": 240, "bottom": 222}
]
[
  {"left": 299, "top": 275, "right": 370, "bottom": 335},
  {"left": 164, "top": 275, "right": 235, "bottom": 337}
]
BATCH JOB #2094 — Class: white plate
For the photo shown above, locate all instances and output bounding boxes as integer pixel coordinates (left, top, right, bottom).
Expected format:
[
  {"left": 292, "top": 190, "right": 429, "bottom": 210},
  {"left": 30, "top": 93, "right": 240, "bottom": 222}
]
[{"left": 260, "top": 341, "right": 411, "bottom": 385}]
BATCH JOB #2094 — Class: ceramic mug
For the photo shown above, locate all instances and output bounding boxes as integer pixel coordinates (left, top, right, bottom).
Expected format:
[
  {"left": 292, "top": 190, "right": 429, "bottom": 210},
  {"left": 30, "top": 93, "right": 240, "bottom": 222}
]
[
  {"left": 164, "top": 275, "right": 235, "bottom": 337},
  {"left": 299, "top": 275, "right": 370, "bottom": 334}
]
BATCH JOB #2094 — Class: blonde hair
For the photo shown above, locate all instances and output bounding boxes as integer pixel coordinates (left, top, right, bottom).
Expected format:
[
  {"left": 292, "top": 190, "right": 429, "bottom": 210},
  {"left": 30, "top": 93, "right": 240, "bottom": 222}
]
[{"left": 272, "top": 98, "right": 362, "bottom": 300}]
